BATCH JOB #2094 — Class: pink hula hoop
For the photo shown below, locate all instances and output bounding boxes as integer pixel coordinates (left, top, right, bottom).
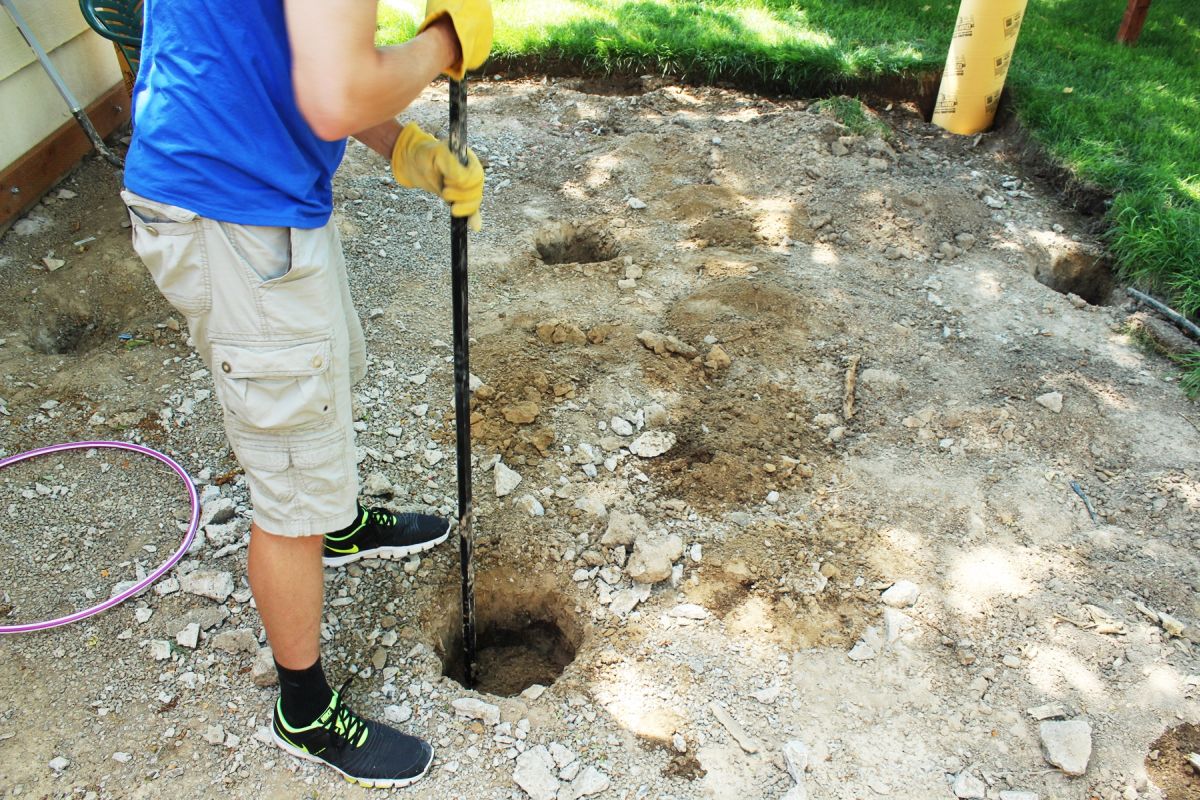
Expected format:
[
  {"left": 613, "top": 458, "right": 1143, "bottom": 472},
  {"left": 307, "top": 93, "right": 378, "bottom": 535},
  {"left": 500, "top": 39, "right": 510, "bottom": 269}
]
[{"left": 0, "top": 441, "right": 200, "bottom": 634}]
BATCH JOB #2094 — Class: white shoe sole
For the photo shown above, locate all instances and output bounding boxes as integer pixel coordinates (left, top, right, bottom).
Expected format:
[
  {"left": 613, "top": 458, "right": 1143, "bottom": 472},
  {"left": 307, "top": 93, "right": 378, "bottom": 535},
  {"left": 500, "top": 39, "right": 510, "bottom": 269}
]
[
  {"left": 271, "top": 727, "right": 434, "bottom": 789},
  {"left": 322, "top": 521, "right": 452, "bottom": 568}
]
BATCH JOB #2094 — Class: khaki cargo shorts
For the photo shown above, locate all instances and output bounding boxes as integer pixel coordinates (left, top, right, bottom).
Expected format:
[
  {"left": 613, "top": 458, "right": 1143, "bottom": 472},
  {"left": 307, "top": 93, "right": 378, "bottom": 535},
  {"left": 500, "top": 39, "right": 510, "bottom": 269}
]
[{"left": 122, "top": 189, "right": 366, "bottom": 537}]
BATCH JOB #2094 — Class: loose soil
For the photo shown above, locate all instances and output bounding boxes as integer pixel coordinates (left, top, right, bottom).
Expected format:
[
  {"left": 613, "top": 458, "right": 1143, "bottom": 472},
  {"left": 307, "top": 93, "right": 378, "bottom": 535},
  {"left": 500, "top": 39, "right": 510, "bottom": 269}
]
[{"left": 0, "top": 78, "right": 1197, "bottom": 800}]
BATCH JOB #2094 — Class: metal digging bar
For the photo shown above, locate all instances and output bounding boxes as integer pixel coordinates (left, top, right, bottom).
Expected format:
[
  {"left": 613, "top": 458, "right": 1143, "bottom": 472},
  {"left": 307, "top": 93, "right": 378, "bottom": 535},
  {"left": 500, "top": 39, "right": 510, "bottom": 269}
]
[
  {"left": 448, "top": 77, "right": 477, "bottom": 688},
  {"left": 2, "top": 0, "right": 123, "bottom": 167}
]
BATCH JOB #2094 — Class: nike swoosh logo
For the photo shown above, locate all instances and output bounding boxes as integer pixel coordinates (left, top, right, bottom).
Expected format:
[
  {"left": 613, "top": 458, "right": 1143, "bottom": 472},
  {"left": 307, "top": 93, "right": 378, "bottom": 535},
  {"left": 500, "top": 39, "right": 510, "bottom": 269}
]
[{"left": 325, "top": 544, "right": 359, "bottom": 555}]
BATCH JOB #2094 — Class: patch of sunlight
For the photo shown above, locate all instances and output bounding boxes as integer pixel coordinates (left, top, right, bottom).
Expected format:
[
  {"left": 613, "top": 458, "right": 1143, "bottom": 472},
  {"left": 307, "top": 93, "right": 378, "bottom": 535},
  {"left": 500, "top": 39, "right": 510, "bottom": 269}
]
[
  {"left": 1133, "top": 665, "right": 1188, "bottom": 712},
  {"left": 1073, "top": 374, "right": 1137, "bottom": 412},
  {"left": 945, "top": 546, "right": 1033, "bottom": 616},
  {"left": 1100, "top": 332, "right": 1148, "bottom": 370},
  {"left": 811, "top": 243, "right": 839, "bottom": 266},
  {"left": 969, "top": 270, "right": 1004, "bottom": 300},
  {"left": 734, "top": 7, "right": 833, "bottom": 48},
  {"left": 592, "top": 663, "right": 685, "bottom": 743},
  {"left": 1027, "top": 645, "right": 1108, "bottom": 703}
]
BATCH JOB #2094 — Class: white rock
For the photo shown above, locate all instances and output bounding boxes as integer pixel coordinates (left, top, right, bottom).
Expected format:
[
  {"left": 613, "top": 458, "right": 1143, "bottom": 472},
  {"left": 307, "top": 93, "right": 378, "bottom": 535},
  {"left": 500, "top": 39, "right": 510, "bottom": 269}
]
[
  {"left": 998, "top": 792, "right": 1039, "bottom": 800},
  {"left": 880, "top": 580, "right": 920, "bottom": 608},
  {"left": 847, "top": 640, "right": 877, "bottom": 661},
  {"left": 952, "top": 771, "right": 986, "bottom": 798},
  {"left": 782, "top": 740, "right": 809, "bottom": 783},
  {"left": 363, "top": 472, "right": 394, "bottom": 496},
  {"left": 150, "top": 639, "right": 172, "bottom": 660},
  {"left": 629, "top": 430, "right": 676, "bottom": 458},
  {"left": 608, "top": 587, "right": 646, "bottom": 617},
  {"left": 548, "top": 742, "right": 577, "bottom": 769},
  {"left": 667, "top": 603, "right": 708, "bottom": 620},
  {"left": 513, "top": 745, "right": 560, "bottom": 800},
  {"left": 203, "top": 725, "right": 225, "bottom": 745},
  {"left": 495, "top": 462, "right": 523, "bottom": 497},
  {"left": 882, "top": 607, "right": 912, "bottom": 645},
  {"left": 135, "top": 607, "right": 153, "bottom": 624},
  {"left": 515, "top": 495, "right": 545, "bottom": 517},
  {"left": 627, "top": 197, "right": 647, "bottom": 210},
  {"left": 112, "top": 751, "right": 132, "bottom": 763},
  {"left": 609, "top": 416, "right": 634, "bottom": 436},
  {"left": 251, "top": 647, "right": 277, "bottom": 687},
  {"left": 766, "top": 491, "right": 780, "bottom": 504},
  {"left": 626, "top": 533, "right": 684, "bottom": 584},
  {"left": 573, "top": 496, "right": 607, "bottom": 518},
  {"left": 48, "top": 756, "right": 70, "bottom": 772},
  {"left": 176, "top": 623, "right": 201, "bottom": 649},
  {"left": 563, "top": 766, "right": 610, "bottom": 799},
  {"left": 521, "top": 684, "right": 547, "bottom": 701},
  {"left": 453, "top": 697, "right": 501, "bottom": 726},
  {"left": 1040, "top": 719, "right": 1092, "bottom": 775},
  {"left": 200, "top": 497, "right": 237, "bottom": 527},
  {"left": 384, "top": 704, "right": 413, "bottom": 724},
  {"left": 1035, "top": 392, "right": 1064, "bottom": 413},
  {"left": 751, "top": 685, "right": 781, "bottom": 704},
  {"left": 179, "top": 570, "right": 234, "bottom": 603}
]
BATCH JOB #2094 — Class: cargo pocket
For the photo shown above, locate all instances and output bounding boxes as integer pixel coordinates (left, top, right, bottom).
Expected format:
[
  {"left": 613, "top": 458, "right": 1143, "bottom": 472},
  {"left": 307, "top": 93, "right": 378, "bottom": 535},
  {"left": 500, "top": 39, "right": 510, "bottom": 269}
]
[
  {"left": 211, "top": 336, "right": 335, "bottom": 431},
  {"left": 292, "top": 434, "right": 354, "bottom": 498},
  {"left": 230, "top": 443, "right": 295, "bottom": 507},
  {"left": 121, "top": 190, "right": 211, "bottom": 316}
]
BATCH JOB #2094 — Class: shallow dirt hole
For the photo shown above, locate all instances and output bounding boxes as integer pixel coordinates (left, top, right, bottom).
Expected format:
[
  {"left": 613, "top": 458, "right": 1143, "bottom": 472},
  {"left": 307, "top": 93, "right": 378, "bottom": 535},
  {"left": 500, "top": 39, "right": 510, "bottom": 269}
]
[
  {"left": 430, "top": 570, "right": 583, "bottom": 696},
  {"left": 1034, "top": 256, "right": 1115, "bottom": 306},
  {"left": 30, "top": 313, "right": 105, "bottom": 354},
  {"left": 534, "top": 221, "right": 619, "bottom": 265}
]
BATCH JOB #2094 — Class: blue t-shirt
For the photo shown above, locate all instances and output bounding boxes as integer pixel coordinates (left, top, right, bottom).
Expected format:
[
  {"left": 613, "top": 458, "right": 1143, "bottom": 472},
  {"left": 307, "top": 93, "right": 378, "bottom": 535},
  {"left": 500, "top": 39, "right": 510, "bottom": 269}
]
[{"left": 124, "top": 0, "right": 347, "bottom": 228}]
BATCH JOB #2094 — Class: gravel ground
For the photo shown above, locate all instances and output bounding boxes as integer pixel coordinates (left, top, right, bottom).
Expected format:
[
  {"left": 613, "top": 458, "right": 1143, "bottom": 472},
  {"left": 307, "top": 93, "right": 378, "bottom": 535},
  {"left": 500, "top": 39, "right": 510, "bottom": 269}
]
[{"left": 0, "top": 78, "right": 1198, "bottom": 800}]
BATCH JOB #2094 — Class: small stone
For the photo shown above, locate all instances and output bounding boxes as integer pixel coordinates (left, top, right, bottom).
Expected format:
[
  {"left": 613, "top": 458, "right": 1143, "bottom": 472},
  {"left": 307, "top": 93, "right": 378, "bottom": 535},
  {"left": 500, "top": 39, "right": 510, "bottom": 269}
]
[
  {"left": 384, "top": 703, "right": 413, "bottom": 724},
  {"left": 704, "top": 345, "right": 732, "bottom": 371},
  {"left": 668, "top": 603, "right": 708, "bottom": 620},
  {"left": 513, "top": 745, "right": 560, "bottom": 800},
  {"left": 830, "top": 140, "right": 850, "bottom": 157},
  {"left": 573, "top": 496, "right": 607, "bottom": 517},
  {"left": 617, "top": 278, "right": 637, "bottom": 290},
  {"left": 847, "top": 640, "right": 877, "bottom": 661},
  {"left": 495, "top": 462, "right": 523, "bottom": 497},
  {"left": 626, "top": 534, "right": 684, "bottom": 584},
  {"left": 176, "top": 623, "right": 201, "bottom": 650},
  {"left": 49, "top": 756, "right": 70, "bottom": 772},
  {"left": 251, "top": 647, "right": 277, "bottom": 687},
  {"left": 1035, "top": 392, "right": 1064, "bottom": 414},
  {"left": 881, "top": 580, "right": 920, "bottom": 608},
  {"left": 629, "top": 430, "right": 676, "bottom": 458},
  {"left": 548, "top": 742, "right": 577, "bottom": 769},
  {"left": 200, "top": 497, "right": 237, "bottom": 527},
  {"left": 211, "top": 628, "right": 258, "bottom": 655},
  {"left": 112, "top": 752, "right": 132, "bottom": 763},
  {"left": 179, "top": 570, "right": 235, "bottom": 603},
  {"left": 608, "top": 587, "right": 645, "bottom": 616},
  {"left": 627, "top": 197, "right": 647, "bottom": 210},
  {"left": 149, "top": 640, "right": 171, "bottom": 661},
  {"left": 503, "top": 402, "right": 541, "bottom": 425},
  {"left": 203, "top": 725, "right": 226, "bottom": 745},
  {"left": 955, "top": 232, "right": 977, "bottom": 250},
  {"left": 609, "top": 416, "right": 635, "bottom": 437},
  {"left": 1040, "top": 719, "right": 1092, "bottom": 776},
  {"left": 453, "top": 697, "right": 501, "bottom": 726},
  {"left": 773, "top": 742, "right": 815, "bottom": 781},
  {"left": 515, "top": 495, "right": 545, "bottom": 517},
  {"left": 766, "top": 491, "right": 780, "bottom": 504},
  {"left": 135, "top": 607, "right": 153, "bottom": 624},
  {"left": 363, "top": 472, "right": 394, "bottom": 497},
  {"left": 984, "top": 195, "right": 1006, "bottom": 209},
  {"left": 601, "top": 511, "right": 649, "bottom": 547},
  {"left": 424, "top": 449, "right": 444, "bottom": 466},
  {"left": 1002, "top": 654, "right": 1022, "bottom": 668},
  {"left": 371, "top": 648, "right": 387, "bottom": 670},
  {"left": 567, "top": 766, "right": 610, "bottom": 798},
  {"left": 521, "top": 684, "right": 547, "bottom": 701},
  {"left": 952, "top": 771, "right": 986, "bottom": 798}
]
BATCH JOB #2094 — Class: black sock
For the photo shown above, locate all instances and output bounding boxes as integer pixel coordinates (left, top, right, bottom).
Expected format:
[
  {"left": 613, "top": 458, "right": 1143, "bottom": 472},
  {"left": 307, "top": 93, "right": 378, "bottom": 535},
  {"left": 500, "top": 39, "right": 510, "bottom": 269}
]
[{"left": 275, "top": 657, "right": 334, "bottom": 725}]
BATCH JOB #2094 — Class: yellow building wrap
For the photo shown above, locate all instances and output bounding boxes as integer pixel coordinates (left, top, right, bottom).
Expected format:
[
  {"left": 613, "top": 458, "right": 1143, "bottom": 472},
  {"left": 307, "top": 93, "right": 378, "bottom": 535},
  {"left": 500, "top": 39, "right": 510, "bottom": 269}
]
[{"left": 932, "top": 0, "right": 1028, "bottom": 135}]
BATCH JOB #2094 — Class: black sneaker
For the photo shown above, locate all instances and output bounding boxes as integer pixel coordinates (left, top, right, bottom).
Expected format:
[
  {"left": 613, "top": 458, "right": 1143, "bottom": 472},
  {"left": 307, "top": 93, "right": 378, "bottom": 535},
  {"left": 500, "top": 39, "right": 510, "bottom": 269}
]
[
  {"left": 323, "top": 504, "right": 451, "bottom": 567},
  {"left": 271, "top": 679, "right": 434, "bottom": 788}
]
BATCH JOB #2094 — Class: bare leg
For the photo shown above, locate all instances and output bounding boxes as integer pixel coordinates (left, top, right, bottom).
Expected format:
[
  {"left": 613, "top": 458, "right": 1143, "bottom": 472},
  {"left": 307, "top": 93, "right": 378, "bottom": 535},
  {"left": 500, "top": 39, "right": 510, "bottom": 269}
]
[{"left": 247, "top": 522, "right": 325, "bottom": 669}]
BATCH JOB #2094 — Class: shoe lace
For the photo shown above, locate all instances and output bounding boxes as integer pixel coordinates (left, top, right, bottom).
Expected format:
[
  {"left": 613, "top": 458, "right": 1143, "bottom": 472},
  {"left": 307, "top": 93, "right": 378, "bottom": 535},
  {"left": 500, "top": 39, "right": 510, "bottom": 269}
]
[
  {"left": 368, "top": 507, "right": 396, "bottom": 527},
  {"left": 325, "top": 678, "right": 367, "bottom": 748}
]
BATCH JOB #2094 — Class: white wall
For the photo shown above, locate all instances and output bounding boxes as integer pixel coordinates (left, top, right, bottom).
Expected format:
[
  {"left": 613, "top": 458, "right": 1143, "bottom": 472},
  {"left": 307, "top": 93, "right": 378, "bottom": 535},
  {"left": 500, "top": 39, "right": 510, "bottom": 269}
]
[{"left": 0, "top": 0, "right": 125, "bottom": 171}]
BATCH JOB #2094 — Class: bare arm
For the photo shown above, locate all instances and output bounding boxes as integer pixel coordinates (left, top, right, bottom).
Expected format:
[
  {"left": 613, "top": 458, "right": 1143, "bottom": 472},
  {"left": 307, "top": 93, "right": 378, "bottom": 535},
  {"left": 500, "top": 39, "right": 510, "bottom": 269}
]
[
  {"left": 351, "top": 119, "right": 402, "bottom": 159},
  {"left": 284, "top": 0, "right": 461, "bottom": 141}
]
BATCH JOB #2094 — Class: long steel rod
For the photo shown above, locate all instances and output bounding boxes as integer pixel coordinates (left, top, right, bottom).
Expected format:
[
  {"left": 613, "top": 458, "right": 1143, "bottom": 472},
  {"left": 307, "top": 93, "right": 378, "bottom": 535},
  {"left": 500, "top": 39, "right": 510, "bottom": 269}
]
[
  {"left": 1, "top": 0, "right": 123, "bottom": 167},
  {"left": 448, "top": 78, "right": 477, "bottom": 688}
]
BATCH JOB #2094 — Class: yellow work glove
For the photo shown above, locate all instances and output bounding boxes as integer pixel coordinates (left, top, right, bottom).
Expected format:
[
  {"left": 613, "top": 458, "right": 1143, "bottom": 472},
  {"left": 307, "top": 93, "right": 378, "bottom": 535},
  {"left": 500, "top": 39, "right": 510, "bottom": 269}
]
[
  {"left": 419, "top": 0, "right": 494, "bottom": 81},
  {"left": 391, "top": 122, "right": 484, "bottom": 230}
]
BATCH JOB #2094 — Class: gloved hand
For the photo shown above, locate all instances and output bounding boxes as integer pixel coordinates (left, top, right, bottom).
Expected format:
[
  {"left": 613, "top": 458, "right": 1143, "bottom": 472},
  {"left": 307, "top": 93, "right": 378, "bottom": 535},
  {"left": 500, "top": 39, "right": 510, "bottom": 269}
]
[
  {"left": 390, "top": 122, "right": 484, "bottom": 229},
  {"left": 419, "top": 0, "right": 494, "bottom": 81}
]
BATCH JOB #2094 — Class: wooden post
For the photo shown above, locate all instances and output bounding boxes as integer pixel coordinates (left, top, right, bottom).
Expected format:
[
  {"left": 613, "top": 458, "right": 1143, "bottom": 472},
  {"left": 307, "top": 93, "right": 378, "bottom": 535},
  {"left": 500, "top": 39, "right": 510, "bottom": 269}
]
[{"left": 1117, "top": 0, "right": 1152, "bottom": 45}]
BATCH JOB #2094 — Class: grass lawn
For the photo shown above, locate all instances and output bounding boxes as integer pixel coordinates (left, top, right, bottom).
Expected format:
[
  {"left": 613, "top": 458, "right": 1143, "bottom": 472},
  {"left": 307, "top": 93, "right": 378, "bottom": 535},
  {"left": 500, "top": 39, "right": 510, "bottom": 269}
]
[{"left": 379, "top": 0, "right": 1200, "bottom": 393}]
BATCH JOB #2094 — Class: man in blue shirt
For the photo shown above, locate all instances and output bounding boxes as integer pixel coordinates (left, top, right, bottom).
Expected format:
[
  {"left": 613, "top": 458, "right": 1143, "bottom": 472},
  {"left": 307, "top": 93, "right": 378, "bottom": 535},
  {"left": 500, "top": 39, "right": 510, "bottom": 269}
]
[{"left": 122, "top": 0, "right": 492, "bottom": 787}]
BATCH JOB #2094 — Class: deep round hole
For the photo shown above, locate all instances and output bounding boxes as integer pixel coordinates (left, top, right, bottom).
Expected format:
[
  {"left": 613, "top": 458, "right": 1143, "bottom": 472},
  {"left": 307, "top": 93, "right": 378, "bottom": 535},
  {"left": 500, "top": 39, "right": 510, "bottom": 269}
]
[
  {"left": 428, "top": 570, "right": 584, "bottom": 697},
  {"left": 534, "top": 221, "right": 619, "bottom": 265},
  {"left": 30, "top": 313, "right": 101, "bottom": 354}
]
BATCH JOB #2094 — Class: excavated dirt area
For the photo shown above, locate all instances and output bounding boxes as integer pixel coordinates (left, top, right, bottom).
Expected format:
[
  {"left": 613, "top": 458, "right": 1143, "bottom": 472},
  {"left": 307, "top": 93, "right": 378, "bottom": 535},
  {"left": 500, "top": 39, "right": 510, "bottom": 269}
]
[{"left": 1, "top": 79, "right": 1198, "bottom": 800}]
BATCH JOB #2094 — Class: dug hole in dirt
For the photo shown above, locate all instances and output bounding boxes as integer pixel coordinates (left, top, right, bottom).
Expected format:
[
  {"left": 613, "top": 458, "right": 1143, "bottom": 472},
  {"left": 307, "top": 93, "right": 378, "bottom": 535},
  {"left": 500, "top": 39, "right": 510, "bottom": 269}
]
[{"left": 0, "top": 75, "right": 1198, "bottom": 800}]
